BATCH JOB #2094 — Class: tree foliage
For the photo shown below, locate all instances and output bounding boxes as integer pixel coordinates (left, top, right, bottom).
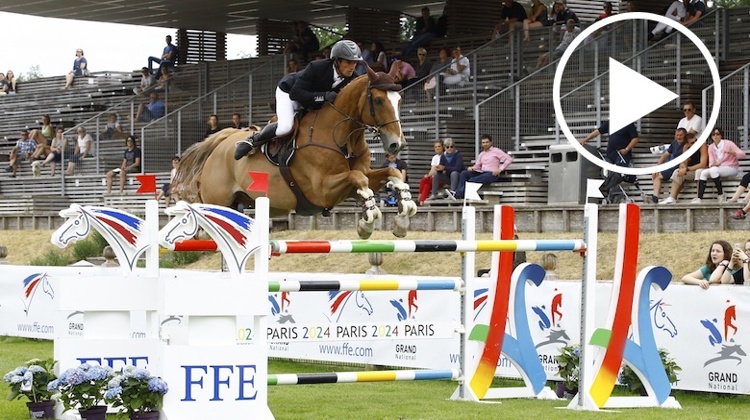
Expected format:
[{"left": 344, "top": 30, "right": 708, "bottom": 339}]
[{"left": 17, "top": 65, "right": 42, "bottom": 82}]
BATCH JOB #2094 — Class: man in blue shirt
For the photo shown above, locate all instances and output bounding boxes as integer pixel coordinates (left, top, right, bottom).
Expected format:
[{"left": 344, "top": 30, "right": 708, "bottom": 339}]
[
  {"left": 579, "top": 120, "right": 640, "bottom": 164},
  {"left": 135, "top": 92, "right": 166, "bottom": 122},
  {"left": 148, "top": 35, "right": 178, "bottom": 78}
]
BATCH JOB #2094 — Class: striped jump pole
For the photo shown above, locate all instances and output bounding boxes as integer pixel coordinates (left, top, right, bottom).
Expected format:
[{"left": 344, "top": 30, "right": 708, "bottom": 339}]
[
  {"left": 271, "top": 239, "right": 586, "bottom": 254},
  {"left": 268, "top": 369, "right": 460, "bottom": 386},
  {"left": 269, "top": 278, "right": 461, "bottom": 292},
  {"left": 162, "top": 239, "right": 218, "bottom": 252}
]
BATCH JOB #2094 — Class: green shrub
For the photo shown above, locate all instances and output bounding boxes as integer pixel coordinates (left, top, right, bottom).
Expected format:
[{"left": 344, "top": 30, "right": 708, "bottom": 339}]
[
  {"left": 171, "top": 251, "right": 202, "bottom": 266},
  {"left": 72, "top": 238, "right": 104, "bottom": 262},
  {"left": 29, "top": 249, "right": 73, "bottom": 266}
]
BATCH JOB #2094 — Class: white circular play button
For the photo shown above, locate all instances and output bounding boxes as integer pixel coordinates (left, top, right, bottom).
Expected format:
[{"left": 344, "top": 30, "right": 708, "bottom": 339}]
[{"left": 553, "top": 12, "right": 721, "bottom": 177}]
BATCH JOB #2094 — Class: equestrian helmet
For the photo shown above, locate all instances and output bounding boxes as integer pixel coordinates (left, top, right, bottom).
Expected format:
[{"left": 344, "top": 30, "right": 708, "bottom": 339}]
[{"left": 331, "top": 40, "right": 362, "bottom": 61}]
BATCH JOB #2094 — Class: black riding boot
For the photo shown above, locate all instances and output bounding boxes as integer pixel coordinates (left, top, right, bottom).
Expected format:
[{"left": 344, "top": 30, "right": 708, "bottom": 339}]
[
  {"left": 698, "top": 180, "right": 707, "bottom": 199},
  {"left": 234, "top": 122, "right": 278, "bottom": 160},
  {"left": 712, "top": 176, "right": 724, "bottom": 195}
]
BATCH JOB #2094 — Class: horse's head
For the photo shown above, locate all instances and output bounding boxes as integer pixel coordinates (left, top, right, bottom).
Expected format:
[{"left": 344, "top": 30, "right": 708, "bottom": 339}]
[
  {"left": 159, "top": 201, "right": 200, "bottom": 246},
  {"left": 360, "top": 64, "right": 406, "bottom": 155},
  {"left": 41, "top": 274, "right": 54, "bottom": 299},
  {"left": 355, "top": 291, "right": 373, "bottom": 315},
  {"left": 52, "top": 204, "right": 91, "bottom": 247},
  {"left": 650, "top": 299, "right": 677, "bottom": 338}
]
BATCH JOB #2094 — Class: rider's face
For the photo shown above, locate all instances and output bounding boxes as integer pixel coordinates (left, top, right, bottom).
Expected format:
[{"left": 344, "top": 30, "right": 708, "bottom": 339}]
[{"left": 337, "top": 59, "right": 358, "bottom": 77}]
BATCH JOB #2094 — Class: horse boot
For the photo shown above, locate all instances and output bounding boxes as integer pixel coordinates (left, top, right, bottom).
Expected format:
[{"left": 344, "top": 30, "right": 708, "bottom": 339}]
[{"left": 234, "top": 122, "right": 278, "bottom": 160}]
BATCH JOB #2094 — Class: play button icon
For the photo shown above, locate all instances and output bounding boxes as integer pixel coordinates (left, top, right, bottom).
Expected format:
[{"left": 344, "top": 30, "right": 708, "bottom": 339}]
[{"left": 608, "top": 58, "right": 678, "bottom": 133}]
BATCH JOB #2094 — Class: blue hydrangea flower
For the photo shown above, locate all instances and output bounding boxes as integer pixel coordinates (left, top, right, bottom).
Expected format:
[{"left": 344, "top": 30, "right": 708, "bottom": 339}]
[
  {"left": 107, "top": 376, "right": 123, "bottom": 388},
  {"left": 104, "top": 385, "right": 123, "bottom": 400},
  {"left": 147, "top": 377, "right": 169, "bottom": 394},
  {"left": 133, "top": 369, "right": 150, "bottom": 380},
  {"left": 9, "top": 375, "right": 23, "bottom": 384},
  {"left": 27, "top": 365, "right": 46, "bottom": 374},
  {"left": 47, "top": 379, "right": 60, "bottom": 391}
]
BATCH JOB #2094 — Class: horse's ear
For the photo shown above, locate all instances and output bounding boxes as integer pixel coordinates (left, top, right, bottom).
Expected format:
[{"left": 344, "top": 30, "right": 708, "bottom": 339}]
[
  {"left": 388, "top": 61, "right": 400, "bottom": 80},
  {"left": 365, "top": 61, "right": 377, "bottom": 82}
]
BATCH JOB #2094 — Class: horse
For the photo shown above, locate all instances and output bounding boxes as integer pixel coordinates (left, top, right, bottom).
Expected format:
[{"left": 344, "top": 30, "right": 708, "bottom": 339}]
[{"left": 174, "top": 65, "right": 418, "bottom": 239}]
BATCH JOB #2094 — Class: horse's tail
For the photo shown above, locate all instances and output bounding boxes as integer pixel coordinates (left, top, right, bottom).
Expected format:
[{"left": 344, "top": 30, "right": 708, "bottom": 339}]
[{"left": 173, "top": 129, "right": 238, "bottom": 202}]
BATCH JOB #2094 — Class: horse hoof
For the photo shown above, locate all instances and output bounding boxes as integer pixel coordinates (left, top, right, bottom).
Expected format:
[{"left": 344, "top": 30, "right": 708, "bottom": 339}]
[
  {"left": 358, "top": 219, "right": 374, "bottom": 239},
  {"left": 391, "top": 215, "right": 410, "bottom": 238}
]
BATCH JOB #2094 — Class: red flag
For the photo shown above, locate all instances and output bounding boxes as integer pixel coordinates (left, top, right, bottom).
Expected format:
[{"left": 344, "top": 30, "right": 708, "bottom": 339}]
[
  {"left": 246, "top": 171, "right": 269, "bottom": 196},
  {"left": 136, "top": 174, "right": 157, "bottom": 197}
]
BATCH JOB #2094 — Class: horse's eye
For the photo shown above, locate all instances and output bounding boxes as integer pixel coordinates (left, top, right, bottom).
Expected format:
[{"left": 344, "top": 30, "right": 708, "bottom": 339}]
[{"left": 374, "top": 97, "right": 383, "bottom": 106}]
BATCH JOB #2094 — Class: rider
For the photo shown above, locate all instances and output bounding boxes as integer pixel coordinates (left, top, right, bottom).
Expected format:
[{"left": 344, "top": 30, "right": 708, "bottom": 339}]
[{"left": 234, "top": 39, "right": 363, "bottom": 159}]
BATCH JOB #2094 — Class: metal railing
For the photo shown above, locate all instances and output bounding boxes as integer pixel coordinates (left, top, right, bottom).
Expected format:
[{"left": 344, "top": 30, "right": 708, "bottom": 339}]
[{"left": 703, "top": 62, "right": 750, "bottom": 149}]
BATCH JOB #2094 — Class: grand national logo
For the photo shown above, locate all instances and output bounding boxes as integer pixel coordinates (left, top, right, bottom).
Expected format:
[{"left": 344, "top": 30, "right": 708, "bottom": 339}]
[{"left": 701, "top": 299, "right": 746, "bottom": 391}]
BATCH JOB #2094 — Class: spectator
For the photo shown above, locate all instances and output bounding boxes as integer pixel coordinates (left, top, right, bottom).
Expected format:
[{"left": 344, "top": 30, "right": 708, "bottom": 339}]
[
  {"left": 579, "top": 120, "right": 639, "bottom": 165},
  {"left": 424, "top": 47, "right": 451, "bottom": 102},
  {"left": 403, "top": 7, "right": 438, "bottom": 59},
  {"left": 106, "top": 136, "right": 142, "bottom": 195},
  {"left": 148, "top": 35, "right": 178, "bottom": 78},
  {"left": 413, "top": 48, "right": 433, "bottom": 80},
  {"left": 441, "top": 47, "right": 470, "bottom": 87},
  {"left": 728, "top": 241, "right": 750, "bottom": 284},
  {"left": 537, "top": 18, "right": 580, "bottom": 69},
  {"left": 285, "top": 21, "right": 320, "bottom": 63},
  {"left": 730, "top": 172, "right": 750, "bottom": 217},
  {"left": 523, "top": 0, "right": 551, "bottom": 42},
  {"left": 158, "top": 156, "right": 181, "bottom": 207},
  {"left": 661, "top": 131, "right": 707, "bottom": 204},
  {"left": 683, "top": 0, "right": 707, "bottom": 26},
  {"left": 286, "top": 58, "right": 302, "bottom": 75},
  {"left": 391, "top": 60, "right": 417, "bottom": 89},
  {"left": 5, "top": 130, "right": 37, "bottom": 178},
  {"left": 493, "top": 0, "right": 528, "bottom": 40},
  {"left": 541, "top": 252, "right": 559, "bottom": 280},
  {"left": 439, "top": 138, "right": 465, "bottom": 198},
  {"left": 29, "top": 114, "right": 55, "bottom": 159},
  {"left": 204, "top": 114, "right": 221, "bottom": 139},
  {"left": 453, "top": 134, "right": 513, "bottom": 199},
  {"left": 153, "top": 64, "right": 172, "bottom": 93},
  {"left": 380, "top": 152, "right": 408, "bottom": 182},
  {"left": 596, "top": 1, "right": 616, "bottom": 21},
  {"left": 418, "top": 140, "right": 445, "bottom": 205},
  {"left": 134, "top": 67, "right": 156, "bottom": 95},
  {"left": 692, "top": 127, "right": 745, "bottom": 203},
  {"left": 551, "top": 0, "right": 580, "bottom": 26},
  {"left": 5, "top": 70, "right": 17, "bottom": 93},
  {"left": 678, "top": 101, "right": 704, "bottom": 136},
  {"left": 63, "top": 48, "right": 88, "bottom": 90},
  {"left": 64, "top": 126, "right": 93, "bottom": 176},
  {"left": 370, "top": 41, "right": 388, "bottom": 72},
  {"left": 0, "top": 73, "right": 9, "bottom": 95},
  {"left": 101, "top": 113, "right": 124, "bottom": 140},
  {"left": 229, "top": 113, "right": 248, "bottom": 130},
  {"left": 32, "top": 127, "right": 66, "bottom": 177},
  {"left": 647, "top": 128, "right": 688, "bottom": 203},
  {"left": 649, "top": 0, "right": 687, "bottom": 41},
  {"left": 135, "top": 92, "right": 166, "bottom": 122},
  {"left": 682, "top": 240, "right": 734, "bottom": 289}
]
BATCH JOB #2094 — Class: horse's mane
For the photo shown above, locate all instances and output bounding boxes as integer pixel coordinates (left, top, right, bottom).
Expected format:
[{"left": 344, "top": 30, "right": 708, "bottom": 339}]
[{"left": 173, "top": 129, "right": 240, "bottom": 202}]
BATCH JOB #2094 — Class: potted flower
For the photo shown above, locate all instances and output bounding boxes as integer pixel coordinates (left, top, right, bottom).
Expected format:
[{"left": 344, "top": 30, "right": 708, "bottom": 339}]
[
  {"left": 3, "top": 358, "right": 58, "bottom": 419},
  {"left": 555, "top": 343, "right": 581, "bottom": 398},
  {"left": 105, "top": 365, "right": 168, "bottom": 420},
  {"left": 47, "top": 363, "right": 114, "bottom": 420},
  {"left": 619, "top": 348, "right": 682, "bottom": 395}
]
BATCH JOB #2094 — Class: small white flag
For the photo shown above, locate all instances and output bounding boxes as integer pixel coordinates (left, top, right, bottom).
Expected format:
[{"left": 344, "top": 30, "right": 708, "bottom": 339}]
[
  {"left": 586, "top": 179, "right": 605, "bottom": 199},
  {"left": 465, "top": 182, "right": 482, "bottom": 201}
]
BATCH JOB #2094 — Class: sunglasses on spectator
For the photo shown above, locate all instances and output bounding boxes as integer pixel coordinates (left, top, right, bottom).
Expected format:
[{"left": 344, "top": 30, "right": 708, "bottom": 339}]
[
  {"left": 682, "top": 108, "right": 693, "bottom": 112},
  {"left": 418, "top": 53, "right": 426, "bottom": 56},
  {"left": 445, "top": 145, "right": 454, "bottom": 148}
]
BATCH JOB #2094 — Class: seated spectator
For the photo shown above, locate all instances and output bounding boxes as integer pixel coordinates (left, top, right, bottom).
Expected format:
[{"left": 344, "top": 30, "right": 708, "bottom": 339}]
[
  {"left": 148, "top": 35, "right": 178, "bottom": 78},
  {"left": 204, "top": 114, "right": 221, "bottom": 139},
  {"left": 380, "top": 152, "right": 407, "bottom": 182},
  {"left": 441, "top": 47, "right": 470, "bottom": 87},
  {"left": 0, "top": 73, "right": 9, "bottom": 95},
  {"left": 692, "top": 127, "right": 745, "bottom": 203},
  {"left": 64, "top": 126, "right": 93, "bottom": 176},
  {"left": 541, "top": 252, "right": 559, "bottom": 280},
  {"left": 370, "top": 41, "right": 388, "bottom": 72},
  {"left": 5, "top": 70, "right": 16, "bottom": 93},
  {"left": 153, "top": 64, "right": 172, "bottom": 93},
  {"left": 596, "top": 1, "right": 615, "bottom": 21},
  {"left": 439, "top": 138, "right": 465, "bottom": 198},
  {"left": 63, "top": 48, "right": 88, "bottom": 90},
  {"left": 523, "top": 0, "right": 551, "bottom": 42},
  {"left": 678, "top": 101, "right": 704, "bottom": 136},
  {"left": 391, "top": 60, "right": 417, "bottom": 89},
  {"left": 158, "top": 156, "right": 181, "bottom": 207},
  {"left": 647, "top": 128, "right": 687, "bottom": 203},
  {"left": 682, "top": 240, "right": 735, "bottom": 289},
  {"left": 32, "top": 127, "right": 66, "bottom": 177},
  {"left": 135, "top": 92, "right": 166, "bottom": 122},
  {"left": 418, "top": 140, "right": 445, "bottom": 205},
  {"left": 661, "top": 132, "right": 707, "bottom": 204},
  {"left": 683, "top": 0, "right": 706, "bottom": 26},
  {"left": 284, "top": 21, "right": 320, "bottom": 63},
  {"left": 403, "top": 7, "right": 438, "bottom": 59},
  {"left": 4, "top": 130, "right": 37, "bottom": 178},
  {"left": 453, "top": 134, "right": 513, "bottom": 199},
  {"left": 413, "top": 48, "right": 432, "bottom": 80},
  {"left": 29, "top": 114, "right": 55, "bottom": 159},
  {"left": 286, "top": 58, "right": 302, "bottom": 75},
  {"left": 649, "top": 0, "right": 687, "bottom": 41},
  {"left": 537, "top": 19, "right": 580, "bottom": 69},
  {"left": 493, "top": 0, "right": 527, "bottom": 40},
  {"left": 424, "top": 47, "right": 451, "bottom": 102},
  {"left": 133, "top": 67, "right": 156, "bottom": 95},
  {"left": 106, "top": 136, "right": 142, "bottom": 195},
  {"left": 101, "top": 113, "right": 124, "bottom": 140},
  {"left": 229, "top": 113, "right": 248, "bottom": 130},
  {"left": 551, "top": 0, "right": 580, "bottom": 27}
]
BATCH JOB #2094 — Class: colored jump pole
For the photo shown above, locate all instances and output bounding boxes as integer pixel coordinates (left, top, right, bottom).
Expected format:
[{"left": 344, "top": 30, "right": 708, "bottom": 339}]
[
  {"left": 269, "top": 278, "right": 461, "bottom": 292},
  {"left": 271, "top": 239, "right": 586, "bottom": 254},
  {"left": 268, "top": 369, "right": 460, "bottom": 386}
]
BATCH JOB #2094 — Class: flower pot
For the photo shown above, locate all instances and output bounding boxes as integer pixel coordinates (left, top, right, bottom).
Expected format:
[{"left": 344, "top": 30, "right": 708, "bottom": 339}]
[
  {"left": 131, "top": 411, "right": 160, "bottom": 420},
  {"left": 555, "top": 382, "right": 578, "bottom": 399},
  {"left": 26, "top": 400, "right": 55, "bottom": 419},
  {"left": 79, "top": 405, "right": 108, "bottom": 420}
]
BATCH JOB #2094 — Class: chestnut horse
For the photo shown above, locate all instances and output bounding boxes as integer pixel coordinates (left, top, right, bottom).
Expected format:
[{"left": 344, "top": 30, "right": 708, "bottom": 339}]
[{"left": 174, "top": 66, "right": 417, "bottom": 239}]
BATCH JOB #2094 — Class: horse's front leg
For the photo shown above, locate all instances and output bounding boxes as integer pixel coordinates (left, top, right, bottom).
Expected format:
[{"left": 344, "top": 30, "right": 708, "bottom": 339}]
[
  {"left": 364, "top": 167, "right": 418, "bottom": 238},
  {"left": 347, "top": 170, "right": 383, "bottom": 239}
]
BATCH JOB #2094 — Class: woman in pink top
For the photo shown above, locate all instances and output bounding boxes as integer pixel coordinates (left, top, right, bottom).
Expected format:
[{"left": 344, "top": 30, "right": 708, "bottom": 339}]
[{"left": 692, "top": 127, "right": 746, "bottom": 203}]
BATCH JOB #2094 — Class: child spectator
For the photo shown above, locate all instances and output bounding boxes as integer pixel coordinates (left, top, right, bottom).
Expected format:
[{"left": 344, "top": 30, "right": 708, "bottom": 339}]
[
  {"left": 158, "top": 156, "right": 181, "bottom": 206},
  {"left": 106, "top": 136, "right": 142, "bottom": 194},
  {"left": 64, "top": 126, "right": 93, "bottom": 176},
  {"left": 101, "top": 113, "right": 124, "bottom": 140},
  {"left": 5, "top": 130, "right": 37, "bottom": 177},
  {"left": 63, "top": 48, "right": 88, "bottom": 90}
]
